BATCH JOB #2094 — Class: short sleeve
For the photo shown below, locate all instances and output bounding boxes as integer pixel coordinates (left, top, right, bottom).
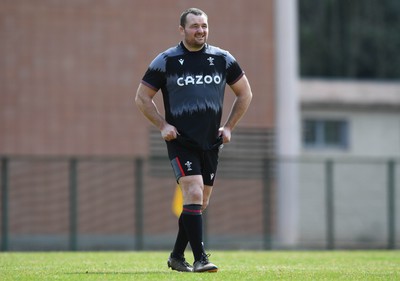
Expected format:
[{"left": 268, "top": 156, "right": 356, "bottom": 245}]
[
  {"left": 141, "top": 53, "right": 167, "bottom": 90},
  {"left": 225, "top": 52, "right": 244, "bottom": 85}
]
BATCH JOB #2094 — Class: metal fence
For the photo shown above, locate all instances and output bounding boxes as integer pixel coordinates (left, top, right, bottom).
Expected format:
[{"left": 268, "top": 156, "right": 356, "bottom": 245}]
[{"left": 0, "top": 155, "right": 398, "bottom": 251}]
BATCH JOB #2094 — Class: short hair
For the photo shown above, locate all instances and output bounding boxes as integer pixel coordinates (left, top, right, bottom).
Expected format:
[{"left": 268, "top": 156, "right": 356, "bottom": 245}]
[{"left": 180, "top": 8, "right": 207, "bottom": 27}]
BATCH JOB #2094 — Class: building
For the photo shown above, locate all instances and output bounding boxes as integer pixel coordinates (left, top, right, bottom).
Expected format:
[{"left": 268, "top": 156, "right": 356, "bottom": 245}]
[
  {"left": 0, "top": 0, "right": 278, "bottom": 251},
  {"left": 299, "top": 79, "right": 400, "bottom": 248}
]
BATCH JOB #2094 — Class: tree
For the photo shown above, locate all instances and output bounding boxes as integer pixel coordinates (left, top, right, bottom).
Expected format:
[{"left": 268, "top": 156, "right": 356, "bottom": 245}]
[{"left": 299, "top": 0, "right": 400, "bottom": 79}]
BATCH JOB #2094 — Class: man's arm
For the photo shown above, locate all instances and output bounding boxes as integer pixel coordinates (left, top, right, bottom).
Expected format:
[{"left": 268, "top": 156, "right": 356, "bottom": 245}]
[
  {"left": 135, "top": 83, "right": 179, "bottom": 141},
  {"left": 219, "top": 75, "right": 253, "bottom": 143}
]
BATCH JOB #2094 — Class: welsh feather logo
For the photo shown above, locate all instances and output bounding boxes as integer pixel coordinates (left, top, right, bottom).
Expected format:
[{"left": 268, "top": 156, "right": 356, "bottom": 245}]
[{"left": 185, "top": 161, "right": 193, "bottom": 171}]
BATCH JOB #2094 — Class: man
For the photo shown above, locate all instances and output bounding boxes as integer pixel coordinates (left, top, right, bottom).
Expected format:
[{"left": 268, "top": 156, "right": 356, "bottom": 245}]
[{"left": 135, "top": 8, "right": 252, "bottom": 273}]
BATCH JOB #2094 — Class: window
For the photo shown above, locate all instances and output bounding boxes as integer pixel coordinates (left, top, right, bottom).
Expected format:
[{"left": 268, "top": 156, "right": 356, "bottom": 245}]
[{"left": 303, "top": 119, "right": 349, "bottom": 149}]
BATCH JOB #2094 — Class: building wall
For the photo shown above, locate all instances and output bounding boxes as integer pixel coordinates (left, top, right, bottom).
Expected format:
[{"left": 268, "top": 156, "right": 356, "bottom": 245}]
[
  {"left": 298, "top": 80, "right": 400, "bottom": 248},
  {"left": 297, "top": 157, "right": 400, "bottom": 248},
  {"left": 0, "top": 0, "right": 275, "bottom": 157},
  {"left": 0, "top": 0, "right": 277, "bottom": 251},
  {"left": 301, "top": 109, "right": 400, "bottom": 157}
]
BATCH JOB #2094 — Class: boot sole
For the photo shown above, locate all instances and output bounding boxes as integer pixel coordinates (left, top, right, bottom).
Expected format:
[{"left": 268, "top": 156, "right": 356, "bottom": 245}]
[{"left": 194, "top": 266, "right": 218, "bottom": 273}]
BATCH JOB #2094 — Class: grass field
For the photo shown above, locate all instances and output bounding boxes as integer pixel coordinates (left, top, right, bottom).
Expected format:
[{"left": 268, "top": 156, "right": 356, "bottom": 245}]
[{"left": 0, "top": 251, "right": 399, "bottom": 280}]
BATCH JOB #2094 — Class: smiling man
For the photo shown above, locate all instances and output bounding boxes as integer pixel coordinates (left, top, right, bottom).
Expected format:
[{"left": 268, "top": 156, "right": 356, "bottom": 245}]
[{"left": 135, "top": 8, "right": 252, "bottom": 273}]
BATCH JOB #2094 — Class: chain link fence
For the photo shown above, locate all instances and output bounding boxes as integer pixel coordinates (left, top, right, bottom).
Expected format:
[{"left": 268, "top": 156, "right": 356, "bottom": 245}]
[{"left": 0, "top": 155, "right": 398, "bottom": 251}]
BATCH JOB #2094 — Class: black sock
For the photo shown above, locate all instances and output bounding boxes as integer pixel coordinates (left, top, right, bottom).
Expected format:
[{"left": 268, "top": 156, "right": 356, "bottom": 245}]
[
  {"left": 171, "top": 214, "right": 189, "bottom": 258},
  {"left": 181, "top": 204, "right": 205, "bottom": 262}
]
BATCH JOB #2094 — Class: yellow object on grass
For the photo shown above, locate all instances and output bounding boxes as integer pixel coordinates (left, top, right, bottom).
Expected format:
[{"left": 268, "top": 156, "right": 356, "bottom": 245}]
[{"left": 172, "top": 184, "right": 183, "bottom": 217}]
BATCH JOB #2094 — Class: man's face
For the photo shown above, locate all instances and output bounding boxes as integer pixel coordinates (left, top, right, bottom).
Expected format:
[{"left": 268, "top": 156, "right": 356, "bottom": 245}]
[{"left": 180, "top": 13, "right": 208, "bottom": 51}]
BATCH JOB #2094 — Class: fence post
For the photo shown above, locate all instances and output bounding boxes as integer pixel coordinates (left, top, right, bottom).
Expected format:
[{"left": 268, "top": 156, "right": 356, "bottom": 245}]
[
  {"left": 325, "top": 159, "right": 335, "bottom": 250},
  {"left": 387, "top": 160, "right": 396, "bottom": 250},
  {"left": 135, "top": 158, "right": 144, "bottom": 250},
  {"left": 1, "top": 158, "right": 9, "bottom": 251},
  {"left": 69, "top": 158, "right": 78, "bottom": 251},
  {"left": 262, "top": 158, "right": 273, "bottom": 250}
]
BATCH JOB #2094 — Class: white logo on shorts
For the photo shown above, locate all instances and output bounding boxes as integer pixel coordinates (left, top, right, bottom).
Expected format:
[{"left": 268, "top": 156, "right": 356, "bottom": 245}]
[
  {"left": 210, "top": 173, "right": 214, "bottom": 180},
  {"left": 185, "top": 161, "right": 192, "bottom": 171}
]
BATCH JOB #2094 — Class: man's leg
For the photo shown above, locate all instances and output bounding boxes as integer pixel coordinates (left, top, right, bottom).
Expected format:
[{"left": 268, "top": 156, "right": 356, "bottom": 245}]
[
  {"left": 168, "top": 214, "right": 193, "bottom": 272},
  {"left": 202, "top": 185, "right": 213, "bottom": 211},
  {"left": 171, "top": 184, "right": 212, "bottom": 254},
  {"left": 179, "top": 175, "right": 204, "bottom": 262},
  {"left": 171, "top": 214, "right": 188, "bottom": 256},
  {"left": 180, "top": 176, "right": 218, "bottom": 272},
  {"left": 168, "top": 188, "right": 192, "bottom": 272}
]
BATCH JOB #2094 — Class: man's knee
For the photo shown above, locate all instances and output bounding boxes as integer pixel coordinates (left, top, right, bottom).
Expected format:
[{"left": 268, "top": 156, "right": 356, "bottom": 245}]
[
  {"left": 186, "top": 187, "right": 203, "bottom": 203},
  {"left": 179, "top": 175, "right": 204, "bottom": 204}
]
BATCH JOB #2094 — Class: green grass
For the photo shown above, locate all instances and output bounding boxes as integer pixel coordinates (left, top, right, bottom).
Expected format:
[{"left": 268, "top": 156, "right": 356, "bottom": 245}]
[{"left": 0, "top": 251, "right": 399, "bottom": 280}]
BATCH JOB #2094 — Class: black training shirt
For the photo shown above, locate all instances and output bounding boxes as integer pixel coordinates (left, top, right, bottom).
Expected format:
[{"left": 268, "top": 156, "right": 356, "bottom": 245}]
[{"left": 141, "top": 42, "right": 244, "bottom": 150}]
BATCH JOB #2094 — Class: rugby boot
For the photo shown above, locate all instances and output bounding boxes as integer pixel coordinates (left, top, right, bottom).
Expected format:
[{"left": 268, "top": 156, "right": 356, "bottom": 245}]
[
  {"left": 167, "top": 253, "right": 193, "bottom": 272},
  {"left": 193, "top": 253, "right": 218, "bottom": 273}
]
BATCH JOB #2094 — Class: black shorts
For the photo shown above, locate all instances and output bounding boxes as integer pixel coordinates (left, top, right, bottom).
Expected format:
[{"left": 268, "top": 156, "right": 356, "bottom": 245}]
[{"left": 166, "top": 138, "right": 221, "bottom": 186}]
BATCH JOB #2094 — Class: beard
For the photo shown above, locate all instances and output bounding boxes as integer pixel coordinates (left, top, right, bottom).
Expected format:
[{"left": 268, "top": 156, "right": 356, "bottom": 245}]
[{"left": 184, "top": 33, "right": 207, "bottom": 50}]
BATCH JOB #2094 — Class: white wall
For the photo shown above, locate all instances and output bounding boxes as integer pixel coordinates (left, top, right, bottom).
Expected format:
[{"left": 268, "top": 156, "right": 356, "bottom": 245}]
[
  {"left": 301, "top": 109, "right": 400, "bottom": 157},
  {"left": 351, "top": 112, "right": 400, "bottom": 157},
  {"left": 298, "top": 108, "right": 400, "bottom": 248}
]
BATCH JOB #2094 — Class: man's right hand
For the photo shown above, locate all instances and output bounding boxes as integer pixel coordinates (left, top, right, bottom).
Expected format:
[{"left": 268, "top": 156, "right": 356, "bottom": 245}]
[{"left": 161, "top": 123, "right": 179, "bottom": 141}]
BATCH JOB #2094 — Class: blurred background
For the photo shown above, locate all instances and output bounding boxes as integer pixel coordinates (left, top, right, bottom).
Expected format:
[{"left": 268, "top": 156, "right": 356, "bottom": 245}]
[{"left": 0, "top": 0, "right": 399, "bottom": 251}]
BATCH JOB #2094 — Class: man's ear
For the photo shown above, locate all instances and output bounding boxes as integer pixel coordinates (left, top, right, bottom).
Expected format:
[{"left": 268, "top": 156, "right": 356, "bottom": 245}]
[{"left": 179, "top": 25, "right": 184, "bottom": 35}]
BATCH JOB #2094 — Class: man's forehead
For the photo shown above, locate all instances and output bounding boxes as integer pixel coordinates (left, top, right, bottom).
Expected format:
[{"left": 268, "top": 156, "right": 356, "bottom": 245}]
[{"left": 186, "top": 13, "right": 208, "bottom": 25}]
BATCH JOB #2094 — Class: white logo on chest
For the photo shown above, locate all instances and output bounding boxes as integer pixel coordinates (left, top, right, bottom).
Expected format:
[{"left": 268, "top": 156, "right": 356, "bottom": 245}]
[{"left": 176, "top": 74, "right": 221, "bottom": 86}]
